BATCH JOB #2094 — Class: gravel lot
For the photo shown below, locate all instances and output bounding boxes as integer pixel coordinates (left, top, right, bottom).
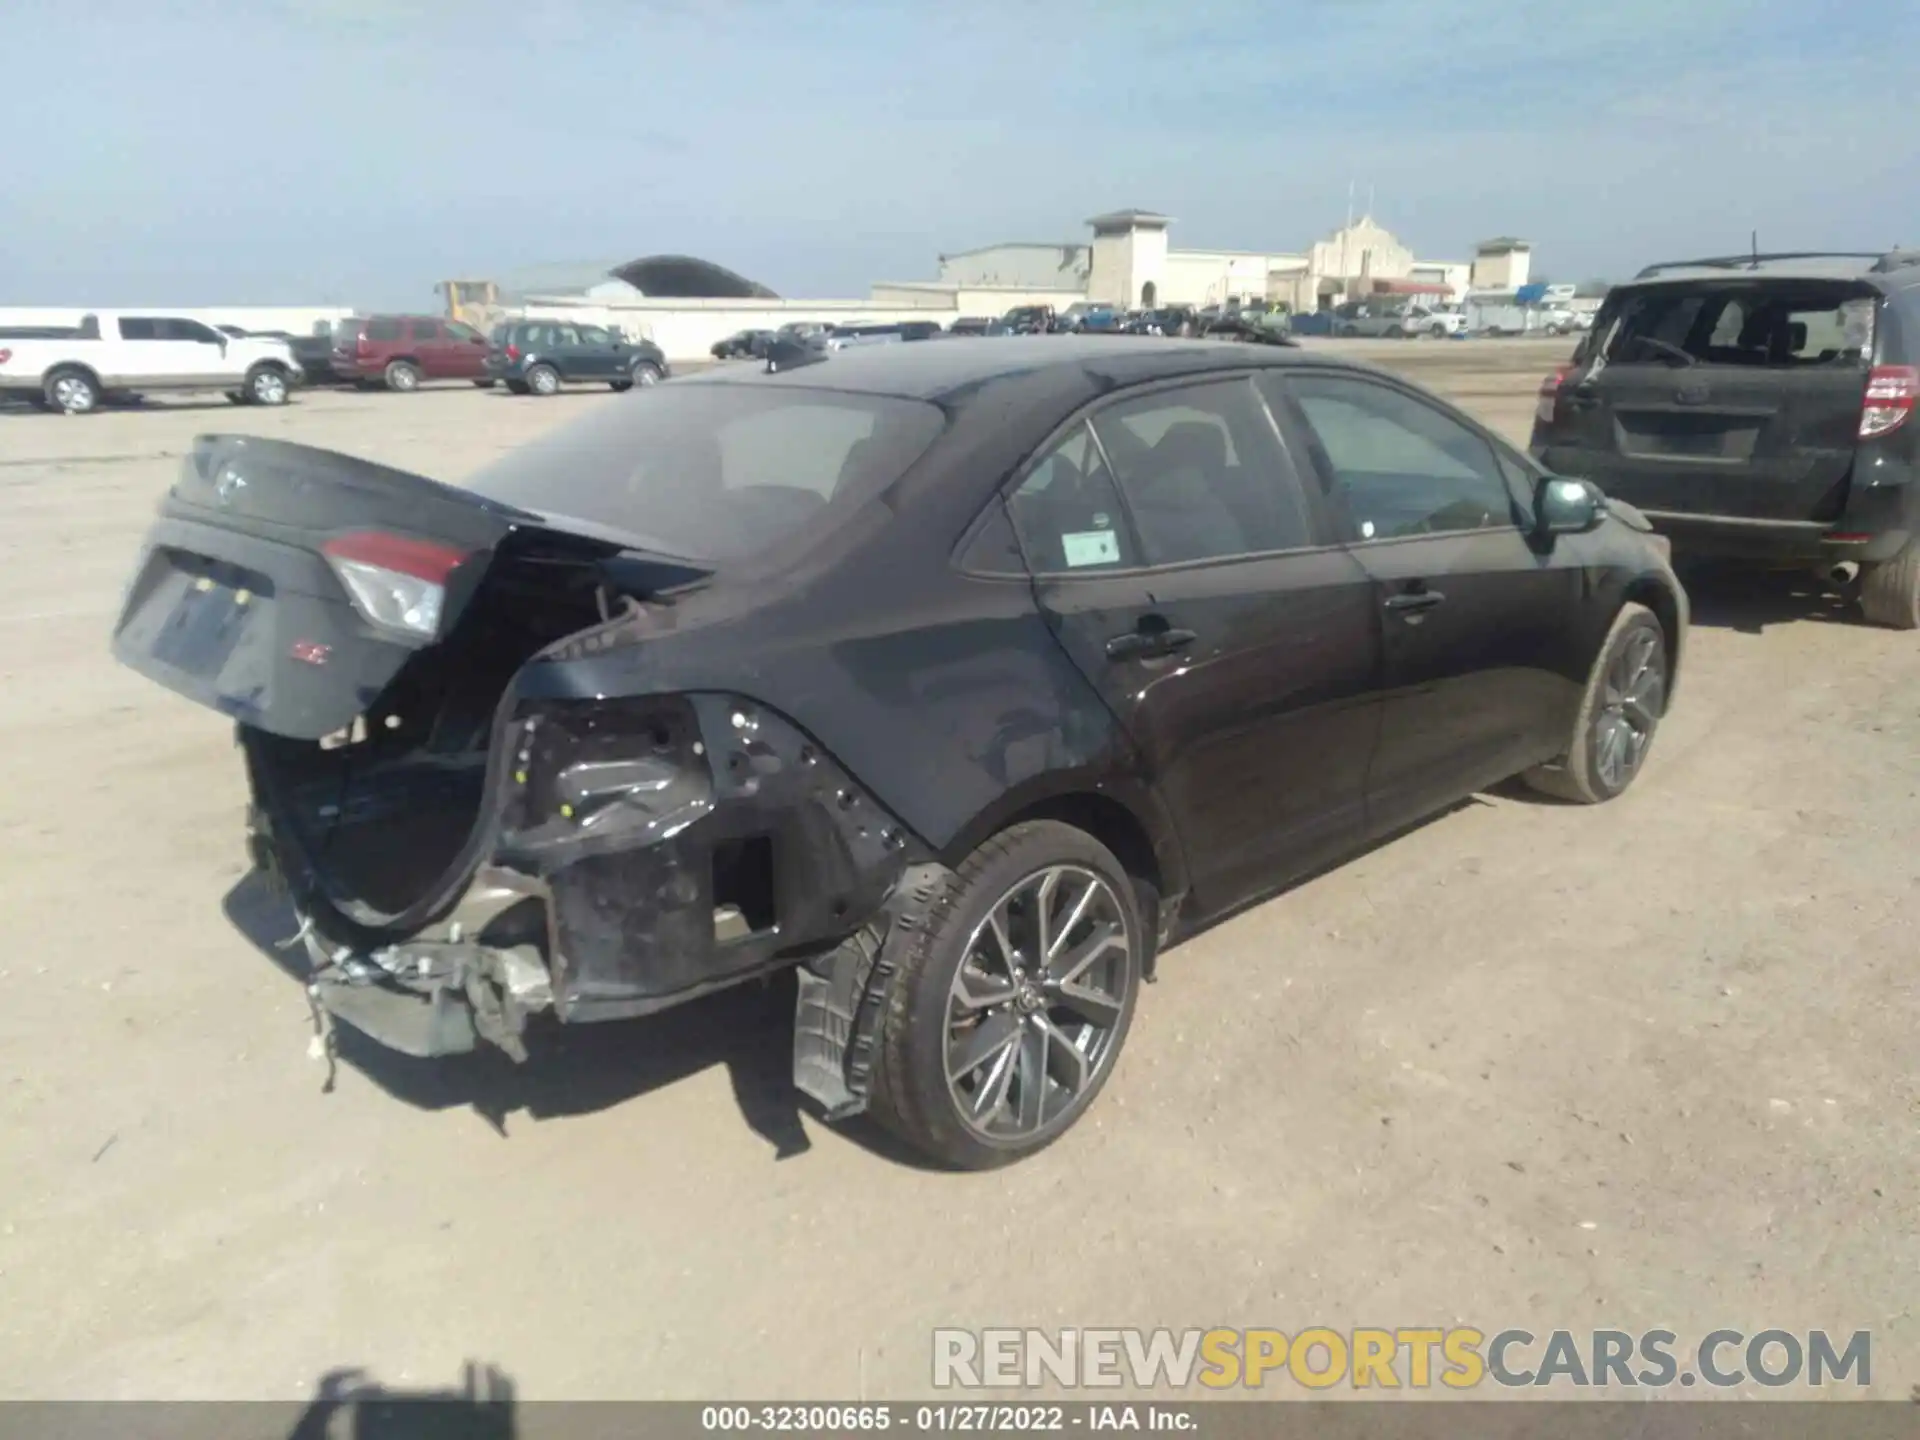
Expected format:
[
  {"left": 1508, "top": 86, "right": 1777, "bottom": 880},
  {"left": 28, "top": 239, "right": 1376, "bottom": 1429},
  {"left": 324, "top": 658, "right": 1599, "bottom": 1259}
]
[{"left": 1, "top": 340, "right": 1914, "bottom": 1401}]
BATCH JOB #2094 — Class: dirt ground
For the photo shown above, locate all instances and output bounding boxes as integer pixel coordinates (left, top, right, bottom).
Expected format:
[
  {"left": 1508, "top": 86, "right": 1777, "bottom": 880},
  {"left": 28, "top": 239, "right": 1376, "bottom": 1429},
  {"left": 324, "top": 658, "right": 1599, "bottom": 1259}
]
[{"left": 1, "top": 340, "right": 1914, "bottom": 1401}]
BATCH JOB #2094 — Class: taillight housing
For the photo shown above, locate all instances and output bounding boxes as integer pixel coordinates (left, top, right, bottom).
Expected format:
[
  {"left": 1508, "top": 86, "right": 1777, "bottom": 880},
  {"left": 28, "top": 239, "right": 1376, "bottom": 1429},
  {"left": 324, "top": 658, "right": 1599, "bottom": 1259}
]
[
  {"left": 505, "top": 343, "right": 521, "bottom": 362},
  {"left": 1860, "top": 365, "right": 1918, "bottom": 440},
  {"left": 1535, "top": 365, "right": 1572, "bottom": 426},
  {"left": 0, "top": 348, "right": 12, "bottom": 365},
  {"left": 321, "top": 532, "right": 473, "bottom": 642}
]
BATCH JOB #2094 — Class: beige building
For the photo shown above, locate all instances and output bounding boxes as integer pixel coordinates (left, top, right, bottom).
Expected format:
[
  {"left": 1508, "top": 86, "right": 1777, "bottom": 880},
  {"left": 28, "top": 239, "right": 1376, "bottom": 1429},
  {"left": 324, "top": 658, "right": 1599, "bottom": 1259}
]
[
  {"left": 896, "top": 209, "right": 1480, "bottom": 316},
  {"left": 1469, "top": 237, "right": 1534, "bottom": 291}
]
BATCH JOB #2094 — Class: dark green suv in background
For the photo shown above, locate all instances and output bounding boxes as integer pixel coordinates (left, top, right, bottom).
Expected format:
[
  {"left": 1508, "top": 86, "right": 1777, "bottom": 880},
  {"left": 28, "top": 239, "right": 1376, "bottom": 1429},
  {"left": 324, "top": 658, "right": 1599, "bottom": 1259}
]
[{"left": 485, "top": 320, "right": 670, "bottom": 396}]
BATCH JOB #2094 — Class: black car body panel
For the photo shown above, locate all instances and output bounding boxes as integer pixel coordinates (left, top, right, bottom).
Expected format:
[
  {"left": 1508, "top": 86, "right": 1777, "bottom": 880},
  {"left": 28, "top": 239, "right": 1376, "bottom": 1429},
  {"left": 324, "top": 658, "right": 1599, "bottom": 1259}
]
[
  {"left": 1531, "top": 252, "right": 1920, "bottom": 563},
  {"left": 111, "top": 337, "right": 1686, "bottom": 1075}
]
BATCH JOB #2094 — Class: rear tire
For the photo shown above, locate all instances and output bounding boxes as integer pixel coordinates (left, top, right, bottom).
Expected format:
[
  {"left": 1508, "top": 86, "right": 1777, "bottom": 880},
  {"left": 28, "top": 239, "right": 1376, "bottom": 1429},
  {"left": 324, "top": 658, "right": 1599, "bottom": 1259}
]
[
  {"left": 1524, "top": 602, "right": 1668, "bottom": 804},
  {"left": 383, "top": 359, "right": 421, "bottom": 392},
  {"left": 44, "top": 366, "right": 99, "bottom": 415},
  {"left": 1860, "top": 539, "right": 1920, "bottom": 630},
  {"left": 524, "top": 363, "right": 561, "bottom": 396},
  {"left": 867, "top": 820, "right": 1148, "bottom": 1170}
]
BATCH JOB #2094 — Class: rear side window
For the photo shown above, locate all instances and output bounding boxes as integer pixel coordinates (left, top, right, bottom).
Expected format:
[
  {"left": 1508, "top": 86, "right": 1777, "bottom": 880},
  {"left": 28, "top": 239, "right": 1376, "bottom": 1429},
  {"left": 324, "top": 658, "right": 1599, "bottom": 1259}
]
[
  {"left": 365, "top": 318, "right": 403, "bottom": 342},
  {"left": 1090, "top": 378, "right": 1313, "bottom": 564},
  {"left": 1009, "top": 424, "right": 1137, "bottom": 573},
  {"left": 117, "top": 317, "right": 159, "bottom": 340}
]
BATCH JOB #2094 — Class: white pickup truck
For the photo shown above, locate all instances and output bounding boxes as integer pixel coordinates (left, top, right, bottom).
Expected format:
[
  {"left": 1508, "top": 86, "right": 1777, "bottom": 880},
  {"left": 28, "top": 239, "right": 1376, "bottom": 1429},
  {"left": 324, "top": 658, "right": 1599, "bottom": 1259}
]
[{"left": 0, "top": 312, "right": 305, "bottom": 414}]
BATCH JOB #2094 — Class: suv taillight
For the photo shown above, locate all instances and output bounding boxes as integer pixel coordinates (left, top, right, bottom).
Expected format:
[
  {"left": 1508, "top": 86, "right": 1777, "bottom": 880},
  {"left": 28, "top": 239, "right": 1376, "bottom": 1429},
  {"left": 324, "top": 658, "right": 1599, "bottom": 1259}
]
[
  {"left": 356, "top": 331, "right": 371, "bottom": 355},
  {"left": 0, "top": 348, "right": 11, "bottom": 365},
  {"left": 1535, "top": 366, "right": 1572, "bottom": 426},
  {"left": 1860, "top": 365, "right": 1918, "bottom": 440},
  {"left": 505, "top": 343, "right": 520, "bottom": 362}
]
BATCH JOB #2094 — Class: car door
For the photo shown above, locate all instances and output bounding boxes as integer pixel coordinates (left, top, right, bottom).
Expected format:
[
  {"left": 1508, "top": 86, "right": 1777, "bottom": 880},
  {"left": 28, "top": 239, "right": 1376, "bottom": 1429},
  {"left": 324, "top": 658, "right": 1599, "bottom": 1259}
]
[
  {"left": 576, "top": 324, "right": 622, "bottom": 379},
  {"left": 1006, "top": 375, "right": 1383, "bottom": 917},
  {"left": 109, "top": 316, "right": 192, "bottom": 386},
  {"left": 1262, "top": 370, "right": 1589, "bottom": 840},
  {"left": 443, "top": 319, "right": 491, "bottom": 378},
  {"left": 156, "top": 318, "right": 236, "bottom": 384}
]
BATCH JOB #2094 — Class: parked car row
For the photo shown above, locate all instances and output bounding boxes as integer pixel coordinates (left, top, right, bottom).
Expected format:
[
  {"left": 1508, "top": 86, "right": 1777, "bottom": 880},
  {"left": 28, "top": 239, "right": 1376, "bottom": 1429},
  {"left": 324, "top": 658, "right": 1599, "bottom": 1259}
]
[{"left": 1, "top": 311, "right": 673, "bottom": 412}]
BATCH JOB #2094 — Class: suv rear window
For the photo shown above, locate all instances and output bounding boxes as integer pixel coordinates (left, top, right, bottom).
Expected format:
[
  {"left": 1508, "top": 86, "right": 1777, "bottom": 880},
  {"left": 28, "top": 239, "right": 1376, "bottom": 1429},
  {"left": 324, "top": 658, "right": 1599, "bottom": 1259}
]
[
  {"left": 1600, "top": 283, "right": 1875, "bottom": 369},
  {"left": 466, "top": 384, "right": 947, "bottom": 564}
]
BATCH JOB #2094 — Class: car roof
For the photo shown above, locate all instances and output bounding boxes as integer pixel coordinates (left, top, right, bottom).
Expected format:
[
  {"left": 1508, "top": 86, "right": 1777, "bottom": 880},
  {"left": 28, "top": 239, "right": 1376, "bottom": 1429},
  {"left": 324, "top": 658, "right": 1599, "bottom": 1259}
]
[
  {"left": 681, "top": 335, "right": 1319, "bottom": 403},
  {"left": 1627, "top": 250, "right": 1920, "bottom": 289}
]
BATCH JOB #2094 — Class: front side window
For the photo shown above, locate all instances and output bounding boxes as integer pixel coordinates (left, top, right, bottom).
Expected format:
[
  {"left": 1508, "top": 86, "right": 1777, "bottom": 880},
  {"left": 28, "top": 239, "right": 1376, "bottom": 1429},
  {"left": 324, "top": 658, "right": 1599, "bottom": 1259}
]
[
  {"left": 579, "top": 325, "right": 612, "bottom": 346},
  {"left": 1090, "top": 378, "right": 1312, "bottom": 565},
  {"left": 467, "top": 384, "right": 946, "bottom": 564},
  {"left": 1277, "top": 374, "right": 1517, "bottom": 542},
  {"left": 409, "top": 319, "right": 443, "bottom": 341},
  {"left": 446, "top": 321, "right": 483, "bottom": 343}
]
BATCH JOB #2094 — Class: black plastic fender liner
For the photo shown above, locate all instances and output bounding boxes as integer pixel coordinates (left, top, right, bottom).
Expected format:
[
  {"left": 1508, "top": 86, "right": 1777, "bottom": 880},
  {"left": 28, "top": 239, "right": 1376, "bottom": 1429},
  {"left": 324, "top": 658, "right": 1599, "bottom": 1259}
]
[{"left": 792, "top": 861, "right": 959, "bottom": 1120}]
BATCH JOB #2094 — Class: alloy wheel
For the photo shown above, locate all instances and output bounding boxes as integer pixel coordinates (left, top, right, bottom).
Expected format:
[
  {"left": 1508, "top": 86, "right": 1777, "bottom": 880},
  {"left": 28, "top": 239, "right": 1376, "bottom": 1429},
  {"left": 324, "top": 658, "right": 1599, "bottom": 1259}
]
[
  {"left": 252, "top": 370, "right": 287, "bottom": 404},
  {"left": 1593, "top": 627, "right": 1665, "bottom": 791},
  {"left": 52, "top": 376, "right": 95, "bottom": 413},
  {"left": 942, "top": 865, "right": 1134, "bottom": 1144}
]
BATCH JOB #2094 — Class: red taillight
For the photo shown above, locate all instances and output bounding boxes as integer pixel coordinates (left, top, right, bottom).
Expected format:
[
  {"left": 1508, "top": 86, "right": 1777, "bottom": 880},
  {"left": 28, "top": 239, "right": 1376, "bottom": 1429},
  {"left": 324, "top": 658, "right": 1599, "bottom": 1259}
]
[
  {"left": 1860, "top": 364, "right": 1918, "bottom": 440},
  {"left": 1535, "top": 365, "right": 1571, "bottom": 425},
  {"left": 0, "top": 348, "right": 12, "bottom": 365},
  {"left": 321, "top": 532, "right": 473, "bottom": 641},
  {"left": 356, "top": 331, "right": 371, "bottom": 355},
  {"left": 505, "top": 343, "right": 521, "bottom": 362}
]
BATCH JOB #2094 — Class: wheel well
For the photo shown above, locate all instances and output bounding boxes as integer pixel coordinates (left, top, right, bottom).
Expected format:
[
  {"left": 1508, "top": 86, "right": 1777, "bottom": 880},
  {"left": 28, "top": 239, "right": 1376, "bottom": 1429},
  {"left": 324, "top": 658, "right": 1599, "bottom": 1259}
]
[
  {"left": 42, "top": 362, "right": 101, "bottom": 389},
  {"left": 1625, "top": 577, "right": 1682, "bottom": 689},
  {"left": 386, "top": 355, "right": 421, "bottom": 370},
  {"left": 247, "top": 358, "right": 289, "bottom": 375},
  {"left": 995, "top": 792, "right": 1162, "bottom": 896}
]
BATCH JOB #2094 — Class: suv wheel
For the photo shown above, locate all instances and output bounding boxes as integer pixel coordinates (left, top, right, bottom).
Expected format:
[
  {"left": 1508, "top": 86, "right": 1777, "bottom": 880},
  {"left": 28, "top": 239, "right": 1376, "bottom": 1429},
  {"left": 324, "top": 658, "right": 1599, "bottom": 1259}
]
[
  {"left": 525, "top": 362, "right": 561, "bottom": 396},
  {"left": 1860, "top": 540, "right": 1920, "bottom": 630},
  {"left": 867, "top": 820, "right": 1148, "bottom": 1170},
  {"left": 631, "top": 360, "right": 663, "bottom": 386},
  {"left": 1524, "top": 602, "right": 1668, "bottom": 804},
  {"left": 383, "top": 359, "right": 421, "bottom": 392}
]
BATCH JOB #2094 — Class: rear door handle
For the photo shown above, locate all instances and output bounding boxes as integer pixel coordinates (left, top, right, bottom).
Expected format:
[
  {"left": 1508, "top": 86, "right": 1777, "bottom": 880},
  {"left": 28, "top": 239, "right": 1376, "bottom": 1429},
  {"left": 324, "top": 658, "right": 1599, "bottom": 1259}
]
[
  {"left": 1106, "top": 626, "right": 1198, "bottom": 660},
  {"left": 1384, "top": 590, "right": 1445, "bottom": 614}
]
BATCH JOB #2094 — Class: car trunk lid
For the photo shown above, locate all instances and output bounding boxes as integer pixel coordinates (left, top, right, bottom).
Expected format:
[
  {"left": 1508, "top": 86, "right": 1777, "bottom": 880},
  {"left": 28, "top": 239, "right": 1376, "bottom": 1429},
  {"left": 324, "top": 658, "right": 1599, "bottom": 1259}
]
[{"left": 111, "top": 435, "right": 590, "bottom": 743}]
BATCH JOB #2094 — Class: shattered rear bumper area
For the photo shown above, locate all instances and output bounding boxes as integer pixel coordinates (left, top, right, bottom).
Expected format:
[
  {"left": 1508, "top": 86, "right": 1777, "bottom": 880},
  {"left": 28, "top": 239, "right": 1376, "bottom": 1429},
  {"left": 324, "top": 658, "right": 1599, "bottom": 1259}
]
[{"left": 281, "top": 694, "right": 927, "bottom": 1071}]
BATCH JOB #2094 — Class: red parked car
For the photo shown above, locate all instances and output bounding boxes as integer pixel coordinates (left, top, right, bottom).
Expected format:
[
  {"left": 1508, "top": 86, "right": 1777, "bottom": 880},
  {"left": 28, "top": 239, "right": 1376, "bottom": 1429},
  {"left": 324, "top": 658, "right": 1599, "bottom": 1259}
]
[{"left": 330, "top": 315, "right": 491, "bottom": 391}]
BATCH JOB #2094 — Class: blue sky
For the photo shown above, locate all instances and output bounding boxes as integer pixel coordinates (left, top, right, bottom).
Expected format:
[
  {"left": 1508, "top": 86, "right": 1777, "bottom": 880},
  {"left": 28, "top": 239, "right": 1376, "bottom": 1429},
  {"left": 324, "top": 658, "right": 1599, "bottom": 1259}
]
[{"left": 4, "top": 0, "right": 1915, "bottom": 307}]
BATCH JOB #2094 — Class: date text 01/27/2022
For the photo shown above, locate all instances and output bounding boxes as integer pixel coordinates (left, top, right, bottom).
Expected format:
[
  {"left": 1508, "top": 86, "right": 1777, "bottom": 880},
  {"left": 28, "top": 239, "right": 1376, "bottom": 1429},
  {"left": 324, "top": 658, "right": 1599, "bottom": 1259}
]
[{"left": 699, "top": 1403, "right": 1197, "bottom": 1431}]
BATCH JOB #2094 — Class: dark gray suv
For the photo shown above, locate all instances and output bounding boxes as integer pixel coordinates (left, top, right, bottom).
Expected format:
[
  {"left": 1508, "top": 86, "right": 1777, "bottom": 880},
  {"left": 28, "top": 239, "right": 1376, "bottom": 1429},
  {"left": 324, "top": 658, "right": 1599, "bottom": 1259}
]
[{"left": 1530, "top": 249, "right": 1920, "bottom": 628}]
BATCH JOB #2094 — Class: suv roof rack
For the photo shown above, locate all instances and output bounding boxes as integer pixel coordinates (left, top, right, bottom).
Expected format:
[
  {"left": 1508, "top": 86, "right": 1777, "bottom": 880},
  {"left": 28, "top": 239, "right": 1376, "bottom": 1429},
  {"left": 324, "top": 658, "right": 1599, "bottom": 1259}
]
[{"left": 1633, "top": 251, "right": 1885, "bottom": 279}]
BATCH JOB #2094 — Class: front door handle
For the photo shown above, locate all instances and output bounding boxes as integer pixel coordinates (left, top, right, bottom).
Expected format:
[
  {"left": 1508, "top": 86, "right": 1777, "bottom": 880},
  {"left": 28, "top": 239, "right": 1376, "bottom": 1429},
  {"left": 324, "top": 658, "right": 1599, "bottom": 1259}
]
[
  {"left": 1106, "top": 625, "right": 1198, "bottom": 660},
  {"left": 1384, "top": 590, "right": 1445, "bottom": 615}
]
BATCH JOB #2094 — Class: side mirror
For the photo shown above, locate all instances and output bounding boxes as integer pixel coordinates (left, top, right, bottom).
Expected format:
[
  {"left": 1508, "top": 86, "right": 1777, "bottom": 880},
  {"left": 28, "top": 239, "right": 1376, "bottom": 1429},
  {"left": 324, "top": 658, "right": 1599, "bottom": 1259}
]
[{"left": 1535, "top": 474, "right": 1606, "bottom": 536}]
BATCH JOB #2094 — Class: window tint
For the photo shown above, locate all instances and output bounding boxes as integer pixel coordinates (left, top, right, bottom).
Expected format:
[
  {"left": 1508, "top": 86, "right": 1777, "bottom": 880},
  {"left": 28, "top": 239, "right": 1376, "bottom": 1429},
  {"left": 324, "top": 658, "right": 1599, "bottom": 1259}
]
[
  {"left": 550, "top": 325, "right": 580, "bottom": 346},
  {"left": 409, "top": 319, "right": 443, "bottom": 341},
  {"left": 467, "top": 388, "right": 945, "bottom": 564},
  {"left": 1281, "top": 374, "right": 1517, "bottom": 542},
  {"left": 365, "top": 318, "right": 403, "bottom": 342},
  {"left": 446, "top": 321, "right": 482, "bottom": 342},
  {"left": 578, "top": 325, "right": 612, "bottom": 346},
  {"left": 1090, "top": 379, "right": 1311, "bottom": 564},
  {"left": 1603, "top": 283, "right": 1873, "bottom": 368},
  {"left": 117, "top": 317, "right": 159, "bottom": 341},
  {"left": 161, "top": 319, "right": 221, "bottom": 344},
  {"left": 1008, "top": 424, "right": 1136, "bottom": 573}
]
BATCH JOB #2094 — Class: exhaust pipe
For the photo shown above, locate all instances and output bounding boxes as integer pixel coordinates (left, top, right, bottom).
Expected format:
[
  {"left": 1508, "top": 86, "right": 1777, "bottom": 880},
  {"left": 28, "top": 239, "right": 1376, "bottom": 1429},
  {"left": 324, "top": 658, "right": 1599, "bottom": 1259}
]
[{"left": 1828, "top": 561, "right": 1860, "bottom": 588}]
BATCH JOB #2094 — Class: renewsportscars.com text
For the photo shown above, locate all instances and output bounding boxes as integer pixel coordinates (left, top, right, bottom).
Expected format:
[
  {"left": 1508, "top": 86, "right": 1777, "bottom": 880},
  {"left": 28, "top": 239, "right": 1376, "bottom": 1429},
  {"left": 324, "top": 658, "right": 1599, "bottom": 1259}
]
[{"left": 933, "top": 1327, "right": 1872, "bottom": 1391}]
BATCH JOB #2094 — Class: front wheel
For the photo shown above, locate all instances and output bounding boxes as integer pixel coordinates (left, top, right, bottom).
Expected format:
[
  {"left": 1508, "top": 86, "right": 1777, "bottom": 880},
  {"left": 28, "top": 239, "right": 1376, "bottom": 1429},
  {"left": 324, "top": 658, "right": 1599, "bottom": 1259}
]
[
  {"left": 630, "top": 360, "right": 663, "bottom": 386},
  {"left": 246, "top": 364, "right": 290, "bottom": 406},
  {"left": 1524, "top": 602, "right": 1668, "bottom": 804},
  {"left": 867, "top": 820, "right": 1148, "bottom": 1170},
  {"left": 1859, "top": 539, "right": 1920, "bottom": 630}
]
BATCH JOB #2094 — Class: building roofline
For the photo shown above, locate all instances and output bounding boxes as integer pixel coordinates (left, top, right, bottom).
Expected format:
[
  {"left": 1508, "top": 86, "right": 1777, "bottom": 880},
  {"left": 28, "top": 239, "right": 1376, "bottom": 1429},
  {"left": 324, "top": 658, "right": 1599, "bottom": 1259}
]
[{"left": 937, "top": 241, "right": 1090, "bottom": 262}]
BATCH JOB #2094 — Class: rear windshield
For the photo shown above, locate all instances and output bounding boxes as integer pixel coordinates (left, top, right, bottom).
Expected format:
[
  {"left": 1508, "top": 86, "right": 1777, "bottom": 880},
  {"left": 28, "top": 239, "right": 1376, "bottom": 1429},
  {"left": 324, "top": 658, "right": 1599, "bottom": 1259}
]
[
  {"left": 465, "top": 384, "right": 948, "bottom": 563},
  {"left": 1598, "top": 282, "right": 1876, "bottom": 369}
]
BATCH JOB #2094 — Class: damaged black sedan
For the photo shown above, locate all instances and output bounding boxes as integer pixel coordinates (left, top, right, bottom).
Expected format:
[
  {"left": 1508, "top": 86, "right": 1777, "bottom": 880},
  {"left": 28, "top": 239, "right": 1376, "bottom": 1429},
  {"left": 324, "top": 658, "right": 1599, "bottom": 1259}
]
[{"left": 111, "top": 336, "right": 1686, "bottom": 1169}]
